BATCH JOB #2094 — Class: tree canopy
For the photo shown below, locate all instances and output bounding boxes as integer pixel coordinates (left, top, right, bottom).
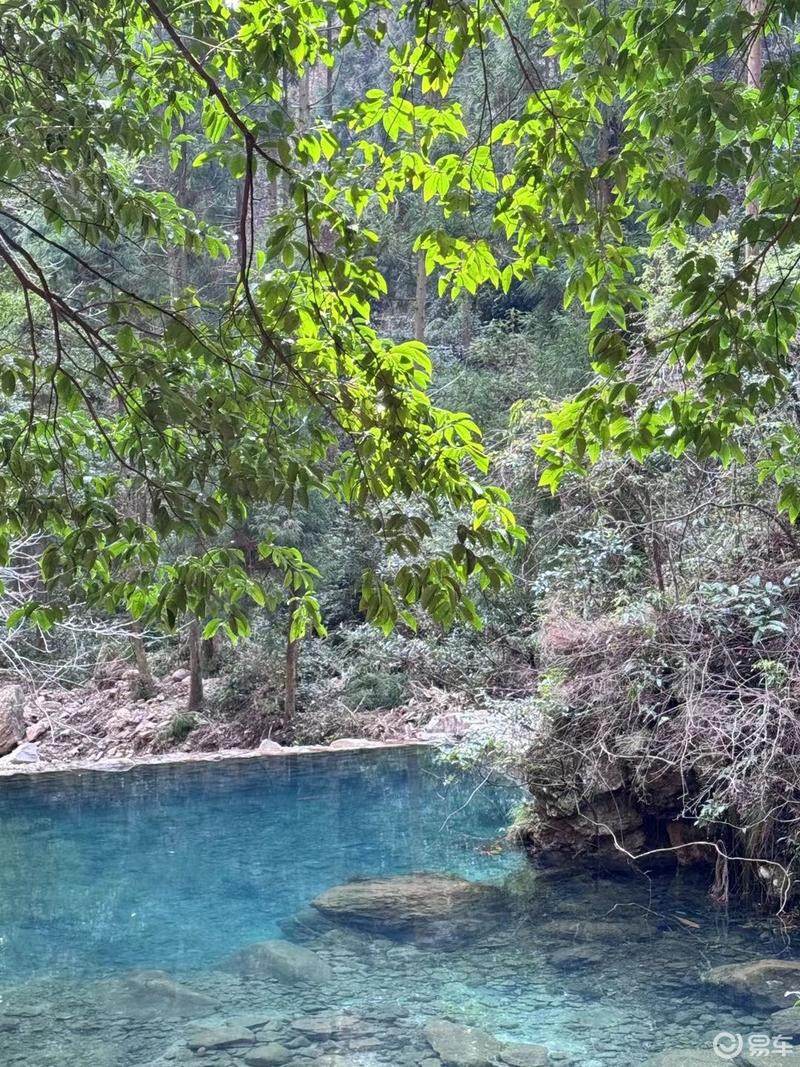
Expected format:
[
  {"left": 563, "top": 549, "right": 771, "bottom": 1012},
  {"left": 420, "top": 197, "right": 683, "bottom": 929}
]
[
  {"left": 1, "top": 0, "right": 798, "bottom": 644},
  {"left": 0, "top": 0, "right": 524, "bottom": 640}
]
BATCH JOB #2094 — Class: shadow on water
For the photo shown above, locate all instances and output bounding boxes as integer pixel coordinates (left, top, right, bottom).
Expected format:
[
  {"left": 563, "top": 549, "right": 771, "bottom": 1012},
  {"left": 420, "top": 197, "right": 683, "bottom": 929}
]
[{"left": 0, "top": 747, "right": 793, "bottom": 1066}]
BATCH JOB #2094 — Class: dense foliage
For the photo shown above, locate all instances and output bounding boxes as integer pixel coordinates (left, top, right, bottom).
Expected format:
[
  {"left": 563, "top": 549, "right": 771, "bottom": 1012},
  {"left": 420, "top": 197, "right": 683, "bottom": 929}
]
[{"left": 0, "top": 0, "right": 525, "bottom": 647}]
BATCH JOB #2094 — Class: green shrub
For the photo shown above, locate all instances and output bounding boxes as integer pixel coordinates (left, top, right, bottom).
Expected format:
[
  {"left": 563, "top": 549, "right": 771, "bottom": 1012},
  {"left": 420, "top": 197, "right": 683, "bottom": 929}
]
[
  {"left": 164, "top": 712, "right": 199, "bottom": 744},
  {"left": 341, "top": 669, "right": 408, "bottom": 711}
]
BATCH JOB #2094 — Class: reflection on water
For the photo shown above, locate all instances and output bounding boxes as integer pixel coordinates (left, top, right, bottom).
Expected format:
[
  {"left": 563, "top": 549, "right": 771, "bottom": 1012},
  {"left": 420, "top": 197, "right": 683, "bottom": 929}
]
[{"left": 0, "top": 747, "right": 791, "bottom": 1066}]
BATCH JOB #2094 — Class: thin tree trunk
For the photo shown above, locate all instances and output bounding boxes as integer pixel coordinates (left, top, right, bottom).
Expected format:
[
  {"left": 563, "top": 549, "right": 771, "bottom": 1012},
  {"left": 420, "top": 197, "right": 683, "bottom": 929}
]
[
  {"left": 414, "top": 251, "right": 426, "bottom": 342},
  {"left": 234, "top": 174, "right": 245, "bottom": 273},
  {"left": 170, "top": 147, "right": 188, "bottom": 297},
  {"left": 597, "top": 114, "right": 610, "bottom": 212},
  {"left": 298, "top": 73, "right": 311, "bottom": 130},
  {"left": 202, "top": 636, "right": 216, "bottom": 668},
  {"left": 325, "top": 16, "right": 335, "bottom": 120},
  {"left": 130, "top": 625, "right": 156, "bottom": 699},
  {"left": 747, "top": 0, "right": 764, "bottom": 89},
  {"left": 281, "top": 69, "right": 291, "bottom": 207},
  {"left": 459, "top": 293, "right": 474, "bottom": 352},
  {"left": 187, "top": 619, "right": 204, "bottom": 712},
  {"left": 284, "top": 629, "right": 299, "bottom": 721},
  {"left": 746, "top": 0, "right": 764, "bottom": 223}
]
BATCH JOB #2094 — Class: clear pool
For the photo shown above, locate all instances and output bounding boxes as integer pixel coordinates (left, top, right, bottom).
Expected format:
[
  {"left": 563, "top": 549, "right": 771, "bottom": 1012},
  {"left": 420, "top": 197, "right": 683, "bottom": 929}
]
[{"left": 0, "top": 747, "right": 789, "bottom": 1067}]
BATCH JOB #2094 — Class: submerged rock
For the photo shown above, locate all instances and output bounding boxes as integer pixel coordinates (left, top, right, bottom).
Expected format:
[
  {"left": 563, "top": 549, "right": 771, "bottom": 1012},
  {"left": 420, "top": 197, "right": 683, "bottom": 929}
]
[
  {"left": 500, "top": 1043, "right": 552, "bottom": 1066},
  {"left": 279, "top": 904, "right": 335, "bottom": 940},
  {"left": 98, "top": 969, "right": 218, "bottom": 1019},
  {"left": 770, "top": 1005, "right": 800, "bottom": 1036},
  {"left": 290, "top": 1012, "right": 359, "bottom": 1038},
  {"left": 548, "top": 944, "right": 605, "bottom": 969},
  {"left": 702, "top": 958, "right": 800, "bottom": 1010},
  {"left": 312, "top": 872, "right": 505, "bottom": 945},
  {"left": 640, "top": 1051, "right": 727, "bottom": 1067},
  {"left": 221, "top": 938, "right": 333, "bottom": 985},
  {"left": 538, "top": 917, "right": 651, "bottom": 943},
  {"left": 187, "top": 1023, "right": 256, "bottom": 1050},
  {"left": 243, "top": 1044, "right": 292, "bottom": 1066},
  {"left": 742, "top": 1052, "right": 800, "bottom": 1066},
  {"left": 423, "top": 1018, "right": 503, "bottom": 1067}
]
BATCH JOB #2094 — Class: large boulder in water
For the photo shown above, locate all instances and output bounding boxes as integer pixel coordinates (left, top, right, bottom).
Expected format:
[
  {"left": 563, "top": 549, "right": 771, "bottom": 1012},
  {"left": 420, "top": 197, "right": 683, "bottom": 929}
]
[
  {"left": 221, "top": 939, "right": 332, "bottom": 985},
  {"left": 702, "top": 958, "right": 800, "bottom": 1010},
  {"left": 423, "top": 1019, "right": 503, "bottom": 1066},
  {"left": 311, "top": 873, "right": 505, "bottom": 945}
]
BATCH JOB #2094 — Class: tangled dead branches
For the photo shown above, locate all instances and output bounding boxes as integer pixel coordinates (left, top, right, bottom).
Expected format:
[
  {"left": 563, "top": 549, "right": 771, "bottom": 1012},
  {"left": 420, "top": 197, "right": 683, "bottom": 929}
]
[{"left": 522, "top": 593, "right": 800, "bottom": 905}]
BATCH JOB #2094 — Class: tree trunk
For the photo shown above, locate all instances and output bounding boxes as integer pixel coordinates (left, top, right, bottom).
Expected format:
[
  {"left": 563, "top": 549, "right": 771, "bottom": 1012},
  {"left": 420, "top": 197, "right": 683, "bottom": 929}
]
[
  {"left": 325, "top": 16, "right": 335, "bottom": 120},
  {"left": 130, "top": 625, "right": 156, "bottom": 699},
  {"left": 202, "top": 635, "right": 216, "bottom": 668},
  {"left": 281, "top": 69, "right": 291, "bottom": 207},
  {"left": 597, "top": 113, "right": 610, "bottom": 212},
  {"left": 284, "top": 629, "right": 299, "bottom": 721},
  {"left": 459, "top": 293, "right": 474, "bottom": 352},
  {"left": 746, "top": 0, "right": 764, "bottom": 222},
  {"left": 298, "top": 72, "right": 311, "bottom": 130},
  {"left": 414, "top": 250, "right": 426, "bottom": 342},
  {"left": 747, "top": 0, "right": 763, "bottom": 89},
  {"left": 187, "top": 619, "right": 204, "bottom": 712},
  {"left": 169, "top": 147, "right": 189, "bottom": 297}
]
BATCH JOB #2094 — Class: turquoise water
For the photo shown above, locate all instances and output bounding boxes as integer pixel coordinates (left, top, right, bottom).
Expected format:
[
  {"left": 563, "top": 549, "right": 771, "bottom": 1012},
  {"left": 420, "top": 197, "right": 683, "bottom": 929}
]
[
  {"left": 0, "top": 747, "right": 791, "bottom": 1066},
  {"left": 0, "top": 748, "right": 516, "bottom": 980}
]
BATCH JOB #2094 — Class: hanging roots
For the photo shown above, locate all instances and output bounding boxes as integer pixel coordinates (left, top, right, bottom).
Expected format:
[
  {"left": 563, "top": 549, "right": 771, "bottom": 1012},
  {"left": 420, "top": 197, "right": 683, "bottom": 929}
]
[{"left": 711, "top": 846, "right": 730, "bottom": 905}]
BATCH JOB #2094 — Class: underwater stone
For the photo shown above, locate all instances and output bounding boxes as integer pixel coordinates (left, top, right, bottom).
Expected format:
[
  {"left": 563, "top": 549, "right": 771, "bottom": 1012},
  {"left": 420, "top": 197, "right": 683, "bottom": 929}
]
[
  {"left": 742, "top": 1053, "right": 800, "bottom": 1066},
  {"left": 770, "top": 1005, "right": 800, "bottom": 1036},
  {"left": 537, "top": 918, "right": 652, "bottom": 943},
  {"left": 221, "top": 939, "right": 333, "bottom": 985},
  {"left": 186, "top": 1024, "right": 256, "bottom": 1050},
  {"left": 311, "top": 1058, "right": 362, "bottom": 1067},
  {"left": 99, "top": 970, "right": 218, "bottom": 1019},
  {"left": 289, "top": 1013, "right": 359, "bottom": 1038},
  {"left": 702, "top": 959, "right": 800, "bottom": 1010},
  {"left": 500, "top": 1043, "right": 552, "bottom": 1067},
  {"left": 423, "top": 1019, "right": 503, "bottom": 1067},
  {"left": 243, "top": 1044, "right": 292, "bottom": 1066},
  {"left": 279, "top": 905, "right": 334, "bottom": 940},
  {"left": 640, "top": 1051, "right": 727, "bottom": 1067},
  {"left": 547, "top": 944, "right": 605, "bottom": 969},
  {"left": 312, "top": 873, "right": 505, "bottom": 945}
]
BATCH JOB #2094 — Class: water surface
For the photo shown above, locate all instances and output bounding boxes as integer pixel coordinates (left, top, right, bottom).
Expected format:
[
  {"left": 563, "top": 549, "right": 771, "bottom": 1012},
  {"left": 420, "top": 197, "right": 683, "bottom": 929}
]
[{"left": 0, "top": 747, "right": 789, "bottom": 1066}]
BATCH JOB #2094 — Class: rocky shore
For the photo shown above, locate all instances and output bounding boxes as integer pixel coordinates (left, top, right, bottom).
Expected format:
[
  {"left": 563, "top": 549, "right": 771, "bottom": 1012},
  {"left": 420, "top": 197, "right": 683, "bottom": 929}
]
[{"left": 0, "top": 675, "right": 470, "bottom": 776}]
